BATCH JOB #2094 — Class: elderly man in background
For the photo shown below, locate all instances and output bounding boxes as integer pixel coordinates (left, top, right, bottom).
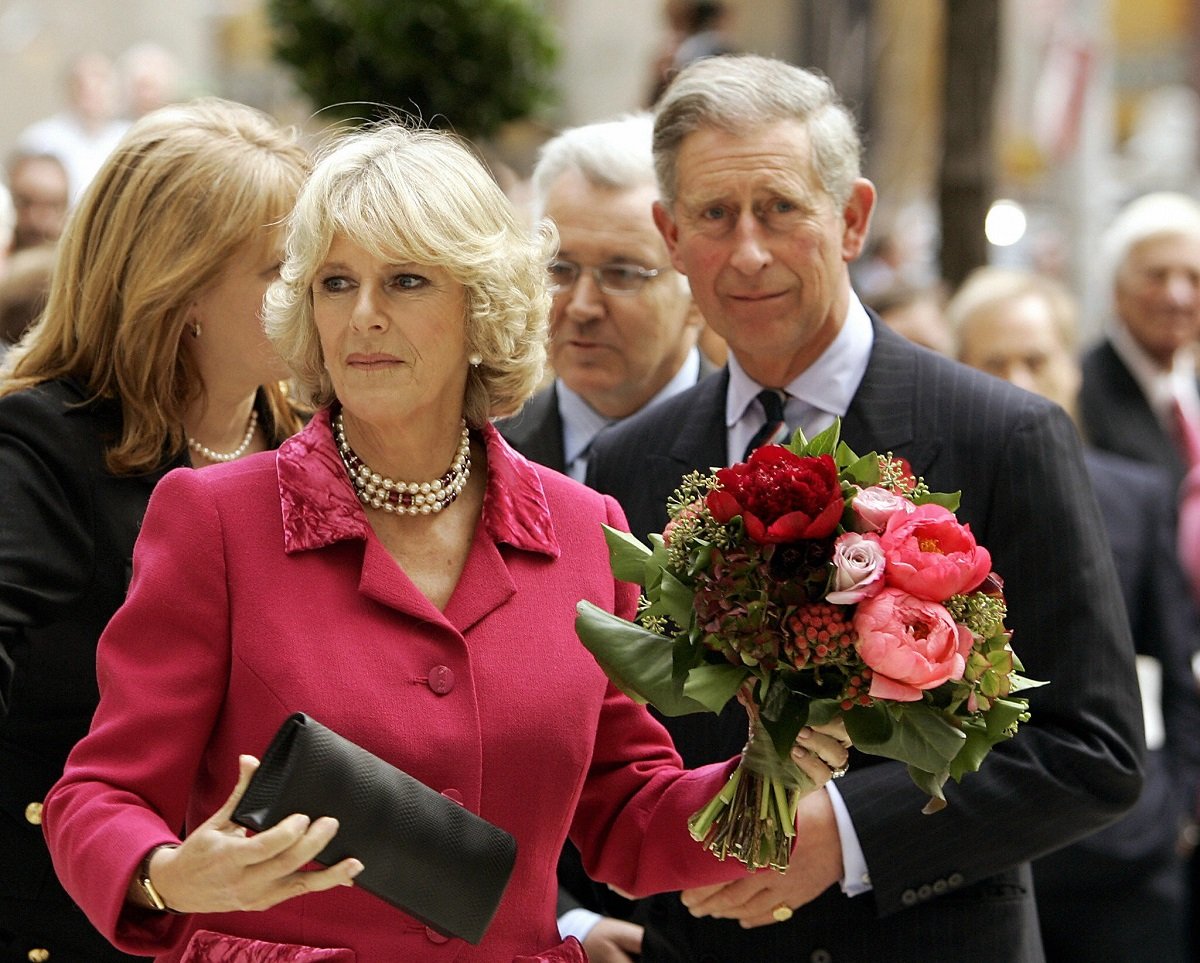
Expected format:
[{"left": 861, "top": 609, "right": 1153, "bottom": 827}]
[
  {"left": 952, "top": 266, "right": 1200, "bottom": 963},
  {"left": 584, "top": 53, "right": 1143, "bottom": 963},
  {"left": 499, "top": 113, "right": 709, "bottom": 482},
  {"left": 1081, "top": 193, "right": 1200, "bottom": 618}
]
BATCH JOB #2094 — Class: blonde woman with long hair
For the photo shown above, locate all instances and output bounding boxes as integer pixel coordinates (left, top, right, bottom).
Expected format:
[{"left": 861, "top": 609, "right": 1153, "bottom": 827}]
[{"left": 0, "top": 97, "right": 306, "bottom": 963}]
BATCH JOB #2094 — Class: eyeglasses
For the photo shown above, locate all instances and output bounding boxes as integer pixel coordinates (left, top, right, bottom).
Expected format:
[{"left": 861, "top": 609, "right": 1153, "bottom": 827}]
[{"left": 547, "top": 259, "right": 666, "bottom": 296}]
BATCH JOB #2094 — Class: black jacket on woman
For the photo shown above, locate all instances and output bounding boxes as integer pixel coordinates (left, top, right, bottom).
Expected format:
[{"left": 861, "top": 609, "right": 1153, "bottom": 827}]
[{"left": 0, "top": 377, "right": 284, "bottom": 963}]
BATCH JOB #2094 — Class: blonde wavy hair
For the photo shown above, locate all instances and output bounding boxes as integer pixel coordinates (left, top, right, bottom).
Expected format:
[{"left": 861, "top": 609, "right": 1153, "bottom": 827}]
[
  {"left": 263, "top": 122, "right": 554, "bottom": 425},
  {"left": 0, "top": 97, "right": 308, "bottom": 474}
]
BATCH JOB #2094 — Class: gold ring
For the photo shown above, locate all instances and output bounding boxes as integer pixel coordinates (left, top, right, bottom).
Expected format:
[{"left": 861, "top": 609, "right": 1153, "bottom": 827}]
[{"left": 771, "top": 903, "right": 793, "bottom": 922}]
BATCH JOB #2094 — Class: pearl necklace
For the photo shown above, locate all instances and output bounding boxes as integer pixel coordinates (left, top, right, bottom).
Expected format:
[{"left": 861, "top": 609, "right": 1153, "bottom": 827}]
[
  {"left": 334, "top": 413, "right": 471, "bottom": 515},
  {"left": 188, "top": 409, "right": 259, "bottom": 463}
]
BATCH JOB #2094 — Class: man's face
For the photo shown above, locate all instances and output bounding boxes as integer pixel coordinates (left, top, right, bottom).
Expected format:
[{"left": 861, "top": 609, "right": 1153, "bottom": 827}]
[
  {"left": 653, "top": 119, "right": 874, "bottom": 386},
  {"left": 957, "top": 292, "right": 1080, "bottom": 413},
  {"left": 545, "top": 168, "right": 696, "bottom": 419},
  {"left": 1114, "top": 232, "right": 1200, "bottom": 368},
  {"left": 9, "top": 158, "right": 69, "bottom": 251}
]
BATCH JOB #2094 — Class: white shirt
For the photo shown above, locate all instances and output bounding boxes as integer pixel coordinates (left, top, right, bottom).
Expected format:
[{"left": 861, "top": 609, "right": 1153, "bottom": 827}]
[
  {"left": 559, "top": 347, "right": 702, "bottom": 482},
  {"left": 726, "top": 293, "right": 874, "bottom": 463}
]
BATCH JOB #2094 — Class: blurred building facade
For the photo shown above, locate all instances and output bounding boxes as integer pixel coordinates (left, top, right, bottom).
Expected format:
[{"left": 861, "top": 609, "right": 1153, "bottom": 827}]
[{"left": 0, "top": 0, "right": 1195, "bottom": 342}]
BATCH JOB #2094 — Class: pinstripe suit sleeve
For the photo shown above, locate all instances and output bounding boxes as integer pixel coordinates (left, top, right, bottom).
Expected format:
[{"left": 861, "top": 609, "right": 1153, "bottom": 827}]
[{"left": 839, "top": 382, "right": 1145, "bottom": 916}]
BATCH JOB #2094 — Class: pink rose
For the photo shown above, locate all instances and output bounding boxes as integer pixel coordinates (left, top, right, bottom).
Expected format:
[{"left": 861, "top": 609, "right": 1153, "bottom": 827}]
[
  {"left": 877, "top": 503, "right": 992, "bottom": 600},
  {"left": 826, "top": 532, "right": 886, "bottom": 604},
  {"left": 851, "top": 486, "right": 915, "bottom": 532},
  {"left": 853, "top": 588, "right": 974, "bottom": 701}
]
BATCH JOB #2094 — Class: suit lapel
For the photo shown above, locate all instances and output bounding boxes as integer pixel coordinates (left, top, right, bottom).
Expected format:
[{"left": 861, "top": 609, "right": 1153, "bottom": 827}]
[{"left": 842, "top": 319, "right": 942, "bottom": 480}]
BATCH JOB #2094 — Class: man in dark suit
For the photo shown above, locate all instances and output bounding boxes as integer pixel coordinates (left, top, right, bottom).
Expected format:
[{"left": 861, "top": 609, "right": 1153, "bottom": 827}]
[
  {"left": 1079, "top": 191, "right": 1200, "bottom": 490},
  {"left": 585, "top": 55, "right": 1145, "bottom": 962},
  {"left": 498, "top": 113, "right": 711, "bottom": 482},
  {"left": 951, "top": 265, "right": 1200, "bottom": 963}
]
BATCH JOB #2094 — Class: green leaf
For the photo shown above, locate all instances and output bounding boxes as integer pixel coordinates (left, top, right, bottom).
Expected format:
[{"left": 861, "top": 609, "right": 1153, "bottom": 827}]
[
  {"left": 914, "top": 489, "right": 961, "bottom": 511},
  {"left": 842, "top": 451, "right": 880, "bottom": 486},
  {"left": 575, "top": 601, "right": 742, "bottom": 715},
  {"left": 684, "top": 663, "right": 750, "bottom": 714},
  {"left": 657, "top": 568, "right": 699, "bottom": 628},
  {"left": 847, "top": 702, "right": 966, "bottom": 774},
  {"left": 602, "top": 525, "right": 654, "bottom": 584},
  {"left": 906, "top": 763, "right": 950, "bottom": 802}
]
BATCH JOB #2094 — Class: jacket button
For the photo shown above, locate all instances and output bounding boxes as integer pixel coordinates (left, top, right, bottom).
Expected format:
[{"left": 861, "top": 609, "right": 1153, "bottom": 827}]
[
  {"left": 933, "top": 879, "right": 948, "bottom": 895},
  {"left": 917, "top": 884, "right": 932, "bottom": 901},
  {"left": 24, "top": 802, "right": 43, "bottom": 825},
  {"left": 810, "top": 951, "right": 833, "bottom": 963},
  {"left": 947, "top": 872, "right": 965, "bottom": 888},
  {"left": 901, "top": 888, "right": 918, "bottom": 906},
  {"left": 28, "top": 950, "right": 51, "bottom": 962},
  {"left": 425, "top": 927, "right": 450, "bottom": 944},
  {"left": 428, "top": 665, "right": 455, "bottom": 695}
]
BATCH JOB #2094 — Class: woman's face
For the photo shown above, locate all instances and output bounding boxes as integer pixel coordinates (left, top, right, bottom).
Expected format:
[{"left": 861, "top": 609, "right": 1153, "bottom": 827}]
[
  {"left": 188, "top": 229, "right": 291, "bottom": 389},
  {"left": 312, "top": 235, "right": 472, "bottom": 426}
]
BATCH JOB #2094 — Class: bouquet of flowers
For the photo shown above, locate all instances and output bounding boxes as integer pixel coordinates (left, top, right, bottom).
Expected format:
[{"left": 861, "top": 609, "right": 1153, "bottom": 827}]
[{"left": 575, "top": 421, "right": 1043, "bottom": 872}]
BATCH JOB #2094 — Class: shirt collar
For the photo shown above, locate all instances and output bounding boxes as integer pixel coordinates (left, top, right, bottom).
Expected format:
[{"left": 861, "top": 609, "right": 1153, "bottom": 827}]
[
  {"left": 725, "top": 294, "right": 874, "bottom": 430},
  {"left": 277, "top": 407, "right": 559, "bottom": 558},
  {"left": 559, "top": 346, "right": 702, "bottom": 473}
]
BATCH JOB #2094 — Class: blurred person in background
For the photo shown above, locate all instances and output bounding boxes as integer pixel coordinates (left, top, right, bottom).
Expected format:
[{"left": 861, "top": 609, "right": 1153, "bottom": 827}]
[
  {"left": 5, "top": 150, "right": 70, "bottom": 254},
  {"left": 119, "top": 43, "right": 183, "bottom": 120},
  {"left": 499, "top": 113, "right": 710, "bottom": 484},
  {"left": 1080, "top": 191, "right": 1200, "bottom": 490},
  {"left": 0, "top": 244, "right": 56, "bottom": 361},
  {"left": 951, "top": 265, "right": 1200, "bottom": 963},
  {"left": 16, "top": 52, "right": 131, "bottom": 202},
  {"left": 0, "top": 97, "right": 308, "bottom": 963},
  {"left": 867, "top": 281, "right": 951, "bottom": 356}
]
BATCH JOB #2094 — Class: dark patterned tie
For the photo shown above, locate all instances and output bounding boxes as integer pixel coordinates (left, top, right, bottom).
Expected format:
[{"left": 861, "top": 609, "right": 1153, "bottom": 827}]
[{"left": 742, "top": 389, "right": 789, "bottom": 460}]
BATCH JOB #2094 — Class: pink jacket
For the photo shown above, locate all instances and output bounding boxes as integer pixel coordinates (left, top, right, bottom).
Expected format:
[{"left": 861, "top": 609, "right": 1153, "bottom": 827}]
[{"left": 43, "top": 410, "right": 744, "bottom": 962}]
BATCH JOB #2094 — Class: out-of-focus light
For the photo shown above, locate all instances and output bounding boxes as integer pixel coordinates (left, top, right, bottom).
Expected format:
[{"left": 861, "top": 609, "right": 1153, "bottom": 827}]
[{"left": 985, "top": 199, "right": 1027, "bottom": 247}]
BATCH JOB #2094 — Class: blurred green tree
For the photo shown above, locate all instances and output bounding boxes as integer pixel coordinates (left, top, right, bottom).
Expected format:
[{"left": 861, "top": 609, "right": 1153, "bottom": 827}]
[{"left": 267, "top": 0, "right": 558, "bottom": 139}]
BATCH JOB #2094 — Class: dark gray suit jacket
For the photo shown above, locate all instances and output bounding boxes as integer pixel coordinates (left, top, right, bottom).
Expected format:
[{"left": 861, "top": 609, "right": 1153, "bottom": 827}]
[
  {"left": 1079, "top": 339, "right": 1190, "bottom": 489},
  {"left": 583, "top": 321, "right": 1145, "bottom": 963}
]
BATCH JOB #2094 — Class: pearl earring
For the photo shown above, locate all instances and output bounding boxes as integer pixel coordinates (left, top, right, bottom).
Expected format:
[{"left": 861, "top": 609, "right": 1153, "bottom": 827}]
[
  {"left": 191, "top": 322, "right": 201, "bottom": 339},
  {"left": 468, "top": 353, "right": 482, "bottom": 367}
]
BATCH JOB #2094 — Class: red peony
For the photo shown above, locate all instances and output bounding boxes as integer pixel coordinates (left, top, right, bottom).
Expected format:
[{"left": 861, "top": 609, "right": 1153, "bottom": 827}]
[{"left": 706, "top": 447, "right": 843, "bottom": 544}]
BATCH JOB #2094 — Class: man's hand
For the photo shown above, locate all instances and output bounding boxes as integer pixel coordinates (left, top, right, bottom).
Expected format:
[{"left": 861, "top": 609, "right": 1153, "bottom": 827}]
[
  {"left": 679, "top": 788, "right": 842, "bottom": 927},
  {"left": 581, "top": 916, "right": 643, "bottom": 963}
]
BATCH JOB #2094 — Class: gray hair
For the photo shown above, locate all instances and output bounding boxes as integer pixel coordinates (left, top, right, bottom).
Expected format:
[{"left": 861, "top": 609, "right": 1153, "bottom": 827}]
[
  {"left": 1099, "top": 191, "right": 1200, "bottom": 290},
  {"left": 652, "top": 54, "right": 863, "bottom": 208},
  {"left": 530, "top": 113, "right": 656, "bottom": 220},
  {"left": 946, "top": 266, "right": 1079, "bottom": 354}
]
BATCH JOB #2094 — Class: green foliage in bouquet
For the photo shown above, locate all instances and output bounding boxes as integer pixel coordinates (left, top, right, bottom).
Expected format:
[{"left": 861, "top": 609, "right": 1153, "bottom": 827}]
[
  {"left": 577, "top": 421, "right": 1044, "bottom": 870},
  {"left": 267, "top": 0, "right": 558, "bottom": 139}
]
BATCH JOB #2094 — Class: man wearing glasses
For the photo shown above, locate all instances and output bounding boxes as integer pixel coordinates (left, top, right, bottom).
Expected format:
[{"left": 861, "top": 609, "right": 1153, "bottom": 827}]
[{"left": 499, "top": 113, "right": 713, "bottom": 483}]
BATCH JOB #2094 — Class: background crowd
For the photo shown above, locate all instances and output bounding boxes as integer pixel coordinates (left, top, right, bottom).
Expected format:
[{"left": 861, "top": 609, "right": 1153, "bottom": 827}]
[{"left": 2, "top": 3, "right": 1200, "bottom": 962}]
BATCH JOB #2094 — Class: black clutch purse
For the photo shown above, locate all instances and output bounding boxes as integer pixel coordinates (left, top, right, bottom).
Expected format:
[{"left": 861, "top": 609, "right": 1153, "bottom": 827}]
[{"left": 231, "top": 712, "right": 518, "bottom": 945}]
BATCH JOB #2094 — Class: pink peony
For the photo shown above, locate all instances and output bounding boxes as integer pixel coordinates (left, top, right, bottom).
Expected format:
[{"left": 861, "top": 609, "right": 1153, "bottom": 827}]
[
  {"left": 877, "top": 503, "right": 992, "bottom": 600},
  {"left": 826, "top": 532, "right": 886, "bottom": 604},
  {"left": 853, "top": 588, "right": 974, "bottom": 701},
  {"left": 851, "top": 486, "right": 915, "bottom": 533},
  {"left": 706, "top": 447, "right": 844, "bottom": 544}
]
